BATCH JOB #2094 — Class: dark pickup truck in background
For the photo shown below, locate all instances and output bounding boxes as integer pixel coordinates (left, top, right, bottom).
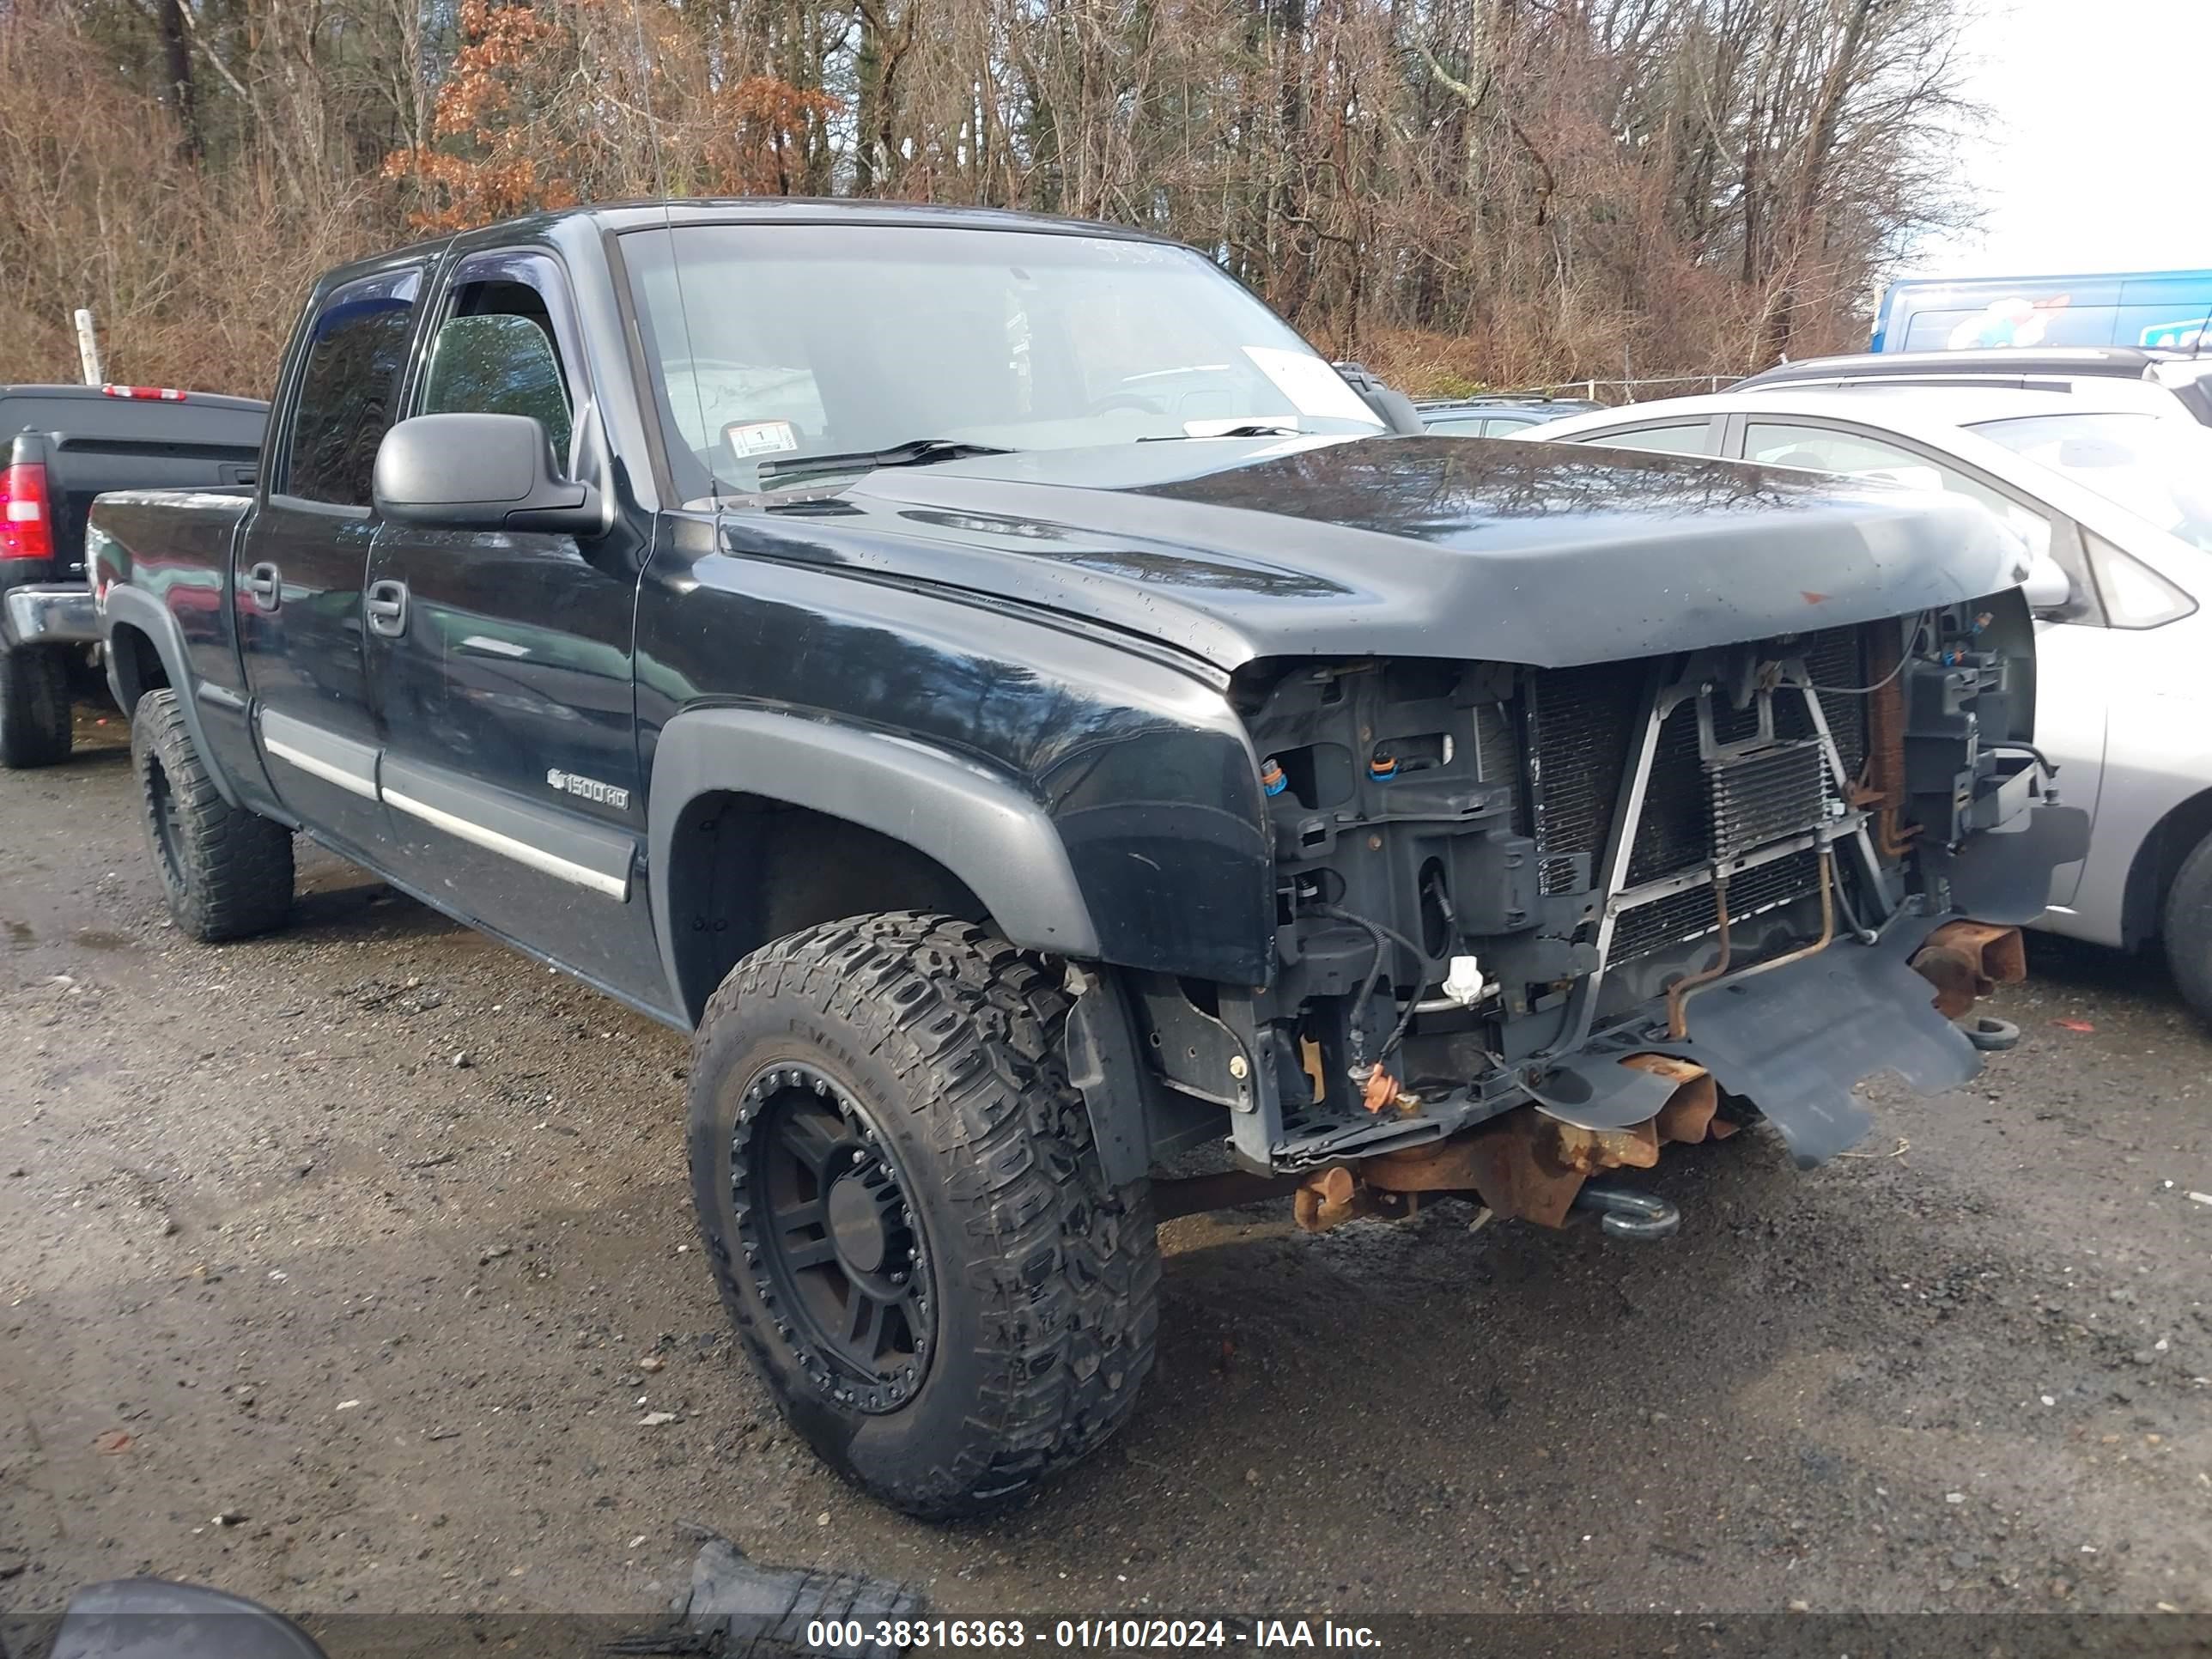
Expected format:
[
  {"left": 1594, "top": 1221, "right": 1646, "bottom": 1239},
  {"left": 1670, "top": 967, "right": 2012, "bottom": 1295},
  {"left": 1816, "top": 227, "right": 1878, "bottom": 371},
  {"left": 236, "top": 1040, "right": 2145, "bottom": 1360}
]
[
  {"left": 86, "top": 200, "right": 2085, "bottom": 1519},
  {"left": 1, "top": 384, "right": 266, "bottom": 767}
]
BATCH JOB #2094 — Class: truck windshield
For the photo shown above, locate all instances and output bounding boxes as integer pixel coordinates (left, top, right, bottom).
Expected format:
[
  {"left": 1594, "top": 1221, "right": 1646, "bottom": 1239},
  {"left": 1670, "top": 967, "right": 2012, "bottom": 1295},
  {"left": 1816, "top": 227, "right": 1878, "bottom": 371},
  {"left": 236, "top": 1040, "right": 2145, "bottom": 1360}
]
[
  {"left": 1970, "top": 410, "right": 2212, "bottom": 551},
  {"left": 622, "top": 222, "right": 1383, "bottom": 498}
]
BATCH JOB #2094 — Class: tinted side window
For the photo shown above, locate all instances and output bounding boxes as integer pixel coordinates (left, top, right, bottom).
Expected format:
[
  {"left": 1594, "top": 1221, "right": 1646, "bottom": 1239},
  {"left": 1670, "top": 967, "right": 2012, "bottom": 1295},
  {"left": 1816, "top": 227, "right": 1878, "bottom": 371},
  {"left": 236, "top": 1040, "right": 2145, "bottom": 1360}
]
[
  {"left": 283, "top": 269, "right": 422, "bottom": 507},
  {"left": 1577, "top": 422, "right": 1711, "bottom": 455},
  {"left": 418, "top": 274, "right": 575, "bottom": 467}
]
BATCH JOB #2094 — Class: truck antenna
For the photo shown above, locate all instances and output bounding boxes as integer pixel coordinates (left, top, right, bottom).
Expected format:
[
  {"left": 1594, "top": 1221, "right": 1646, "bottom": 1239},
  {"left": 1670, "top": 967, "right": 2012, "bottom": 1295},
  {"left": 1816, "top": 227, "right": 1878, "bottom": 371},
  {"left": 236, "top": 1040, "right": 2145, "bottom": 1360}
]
[{"left": 627, "top": 0, "right": 672, "bottom": 203}]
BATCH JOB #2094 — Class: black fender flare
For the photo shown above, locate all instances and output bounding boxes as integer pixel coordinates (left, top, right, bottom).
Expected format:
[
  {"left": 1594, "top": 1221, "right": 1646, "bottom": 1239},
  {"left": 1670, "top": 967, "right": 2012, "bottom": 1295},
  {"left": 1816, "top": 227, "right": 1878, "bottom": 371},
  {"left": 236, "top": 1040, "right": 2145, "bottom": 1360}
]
[
  {"left": 647, "top": 707, "right": 1162, "bottom": 1186},
  {"left": 100, "top": 584, "right": 240, "bottom": 808},
  {"left": 647, "top": 704, "right": 1103, "bottom": 994}
]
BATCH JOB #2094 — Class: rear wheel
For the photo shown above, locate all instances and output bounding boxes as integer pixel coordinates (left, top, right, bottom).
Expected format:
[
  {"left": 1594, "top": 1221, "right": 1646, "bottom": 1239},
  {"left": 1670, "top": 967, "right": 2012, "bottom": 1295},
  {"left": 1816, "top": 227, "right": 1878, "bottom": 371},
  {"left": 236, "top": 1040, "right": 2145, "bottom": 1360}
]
[
  {"left": 0, "top": 645, "right": 72, "bottom": 769},
  {"left": 2163, "top": 832, "right": 2212, "bottom": 1025},
  {"left": 131, "top": 688, "right": 294, "bottom": 941},
  {"left": 687, "top": 913, "right": 1158, "bottom": 1519}
]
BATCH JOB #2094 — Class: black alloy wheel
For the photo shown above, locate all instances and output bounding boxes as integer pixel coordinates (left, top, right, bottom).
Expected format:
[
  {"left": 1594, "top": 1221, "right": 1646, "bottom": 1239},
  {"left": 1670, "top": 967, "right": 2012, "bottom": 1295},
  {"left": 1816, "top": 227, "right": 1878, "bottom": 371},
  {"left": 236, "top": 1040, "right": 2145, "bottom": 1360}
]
[
  {"left": 732, "top": 1061, "right": 934, "bottom": 1413},
  {"left": 143, "top": 743, "right": 188, "bottom": 888},
  {"left": 686, "top": 913, "right": 1160, "bottom": 1518}
]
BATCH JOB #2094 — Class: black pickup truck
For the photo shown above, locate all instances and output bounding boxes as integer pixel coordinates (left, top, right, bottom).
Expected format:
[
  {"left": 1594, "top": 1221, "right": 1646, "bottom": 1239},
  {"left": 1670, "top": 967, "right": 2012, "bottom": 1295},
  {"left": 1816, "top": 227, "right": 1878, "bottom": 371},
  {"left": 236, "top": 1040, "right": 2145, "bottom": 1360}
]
[
  {"left": 1, "top": 384, "right": 266, "bottom": 767},
  {"left": 87, "top": 201, "right": 2087, "bottom": 1518}
]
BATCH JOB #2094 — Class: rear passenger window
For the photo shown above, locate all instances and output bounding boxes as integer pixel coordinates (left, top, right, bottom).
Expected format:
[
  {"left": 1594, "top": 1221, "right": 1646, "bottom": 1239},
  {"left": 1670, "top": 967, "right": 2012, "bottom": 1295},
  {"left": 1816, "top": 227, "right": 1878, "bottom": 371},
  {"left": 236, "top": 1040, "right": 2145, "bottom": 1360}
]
[{"left": 282, "top": 268, "right": 421, "bottom": 507}]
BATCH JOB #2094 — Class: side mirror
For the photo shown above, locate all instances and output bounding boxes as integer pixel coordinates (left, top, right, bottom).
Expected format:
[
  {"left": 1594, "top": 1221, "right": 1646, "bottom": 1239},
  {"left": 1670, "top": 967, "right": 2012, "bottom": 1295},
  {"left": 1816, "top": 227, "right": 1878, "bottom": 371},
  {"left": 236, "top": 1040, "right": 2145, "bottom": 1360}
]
[
  {"left": 373, "top": 412, "right": 605, "bottom": 535},
  {"left": 2021, "top": 550, "right": 2073, "bottom": 610}
]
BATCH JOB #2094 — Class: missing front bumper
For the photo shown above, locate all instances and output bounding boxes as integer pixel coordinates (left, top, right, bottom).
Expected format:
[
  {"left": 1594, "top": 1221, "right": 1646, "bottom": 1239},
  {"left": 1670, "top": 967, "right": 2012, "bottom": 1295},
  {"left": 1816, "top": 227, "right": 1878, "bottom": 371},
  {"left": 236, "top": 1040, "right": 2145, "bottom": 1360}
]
[
  {"left": 1536, "top": 799, "right": 2087, "bottom": 1166},
  {"left": 1294, "top": 916, "right": 2010, "bottom": 1236},
  {"left": 1261, "top": 799, "right": 2088, "bottom": 1228}
]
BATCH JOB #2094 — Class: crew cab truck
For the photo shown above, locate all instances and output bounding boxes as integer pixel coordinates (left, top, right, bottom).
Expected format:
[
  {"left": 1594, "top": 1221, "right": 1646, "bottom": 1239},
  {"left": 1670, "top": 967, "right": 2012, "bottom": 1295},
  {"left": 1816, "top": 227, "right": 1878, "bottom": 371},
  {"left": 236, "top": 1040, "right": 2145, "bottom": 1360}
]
[
  {"left": 88, "top": 201, "right": 2087, "bottom": 1519},
  {"left": 1, "top": 384, "right": 266, "bottom": 767}
]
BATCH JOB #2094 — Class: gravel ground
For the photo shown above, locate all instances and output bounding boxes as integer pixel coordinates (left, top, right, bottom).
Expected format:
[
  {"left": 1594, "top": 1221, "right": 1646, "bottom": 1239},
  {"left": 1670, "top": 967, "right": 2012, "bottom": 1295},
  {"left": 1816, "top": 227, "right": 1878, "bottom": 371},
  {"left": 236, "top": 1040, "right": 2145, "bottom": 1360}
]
[{"left": 3, "top": 711, "right": 2209, "bottom": 1623}]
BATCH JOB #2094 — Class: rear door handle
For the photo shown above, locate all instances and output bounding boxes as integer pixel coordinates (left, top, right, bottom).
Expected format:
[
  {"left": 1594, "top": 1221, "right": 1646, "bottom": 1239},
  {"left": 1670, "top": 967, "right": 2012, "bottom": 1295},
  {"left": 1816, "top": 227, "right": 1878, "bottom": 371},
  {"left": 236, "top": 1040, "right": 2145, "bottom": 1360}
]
[
  {"left": 244, "top": 562, "right": 281, "bottom": 611},
  {"left": 364, "top": 579, "right": 409, "bottom": 638}
]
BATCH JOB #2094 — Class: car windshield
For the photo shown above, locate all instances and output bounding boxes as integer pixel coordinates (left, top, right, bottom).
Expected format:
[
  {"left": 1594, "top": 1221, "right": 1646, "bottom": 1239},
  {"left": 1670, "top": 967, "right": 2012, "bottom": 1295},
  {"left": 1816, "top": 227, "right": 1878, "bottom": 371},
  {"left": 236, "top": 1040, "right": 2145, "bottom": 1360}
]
[
  {"left": 1970, "top": 410, "right": 2212, "bottom": 550},
  {"left": 623, "top": 222, "right": 1384, "bottom": 497}
]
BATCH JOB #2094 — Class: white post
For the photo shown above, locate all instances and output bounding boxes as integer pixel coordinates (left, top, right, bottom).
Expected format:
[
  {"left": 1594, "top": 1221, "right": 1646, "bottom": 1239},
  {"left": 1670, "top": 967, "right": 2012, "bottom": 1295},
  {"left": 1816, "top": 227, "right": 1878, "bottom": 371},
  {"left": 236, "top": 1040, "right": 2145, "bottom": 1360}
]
[{"left": 74, "top": 308, "right": 104, "bottom": 386}]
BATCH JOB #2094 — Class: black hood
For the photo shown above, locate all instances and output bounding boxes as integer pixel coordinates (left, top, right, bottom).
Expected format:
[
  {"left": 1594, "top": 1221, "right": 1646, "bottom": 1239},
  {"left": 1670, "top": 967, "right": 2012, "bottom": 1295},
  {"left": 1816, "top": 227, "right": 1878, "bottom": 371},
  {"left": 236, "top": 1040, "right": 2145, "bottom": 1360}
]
[{"left": 730, "top": 435, "right": 2031, "bottom": 671}]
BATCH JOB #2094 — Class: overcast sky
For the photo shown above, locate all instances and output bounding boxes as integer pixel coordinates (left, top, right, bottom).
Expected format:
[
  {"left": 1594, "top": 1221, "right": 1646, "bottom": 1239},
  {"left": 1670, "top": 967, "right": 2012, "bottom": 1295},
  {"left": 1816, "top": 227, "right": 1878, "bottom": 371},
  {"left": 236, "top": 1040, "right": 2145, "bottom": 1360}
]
[{"left": 1905, "top": 0, "right": 2203, "bottom": 278}]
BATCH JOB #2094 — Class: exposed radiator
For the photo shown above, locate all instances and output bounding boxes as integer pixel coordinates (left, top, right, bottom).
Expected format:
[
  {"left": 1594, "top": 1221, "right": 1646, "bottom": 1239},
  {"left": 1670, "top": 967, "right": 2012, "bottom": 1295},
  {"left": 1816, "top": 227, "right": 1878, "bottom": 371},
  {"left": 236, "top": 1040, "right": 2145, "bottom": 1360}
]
[
  {"left": 1707, "top": 740, "right": 1828, "bottom": 860},
  {"left": 1526, "top": 626, "right": 1870, "bottom": 963},
  {"left": 1627, "top": 702, "right": 1706, "bottom": 884},
  {"left": 1611, "top": 848, "right": 1825, "bottom": 963},
  {"left": 1780, "top": 627, "right": 1869, "bottom": 778},
  {"left": 1527, "top": 660, "right": 1643, "bottom": 896}
]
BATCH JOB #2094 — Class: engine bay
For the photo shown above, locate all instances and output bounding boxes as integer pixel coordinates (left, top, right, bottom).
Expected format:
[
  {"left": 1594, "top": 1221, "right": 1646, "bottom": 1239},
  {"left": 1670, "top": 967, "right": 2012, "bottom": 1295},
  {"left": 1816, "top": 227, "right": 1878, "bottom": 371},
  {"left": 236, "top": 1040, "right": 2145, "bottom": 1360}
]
[{"left": 1127, "top": 593, "right": 2046, "bottom": 1176}]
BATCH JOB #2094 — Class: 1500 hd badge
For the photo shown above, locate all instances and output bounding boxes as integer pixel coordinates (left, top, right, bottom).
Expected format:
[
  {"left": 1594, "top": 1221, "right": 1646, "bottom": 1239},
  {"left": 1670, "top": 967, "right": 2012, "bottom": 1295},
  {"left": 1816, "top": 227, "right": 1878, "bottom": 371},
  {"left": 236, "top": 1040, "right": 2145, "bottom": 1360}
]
[{"left": 545, "top": 769, "right": 629, "bottom": 810}]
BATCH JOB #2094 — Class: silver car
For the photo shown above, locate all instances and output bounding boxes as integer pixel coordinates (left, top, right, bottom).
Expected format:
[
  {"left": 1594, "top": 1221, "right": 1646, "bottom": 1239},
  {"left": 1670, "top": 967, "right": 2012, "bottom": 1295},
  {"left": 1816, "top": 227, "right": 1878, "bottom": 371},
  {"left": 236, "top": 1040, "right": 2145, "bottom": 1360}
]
[{"left": 1519, "top": 386, "right": 2212, "bottom": 1019}]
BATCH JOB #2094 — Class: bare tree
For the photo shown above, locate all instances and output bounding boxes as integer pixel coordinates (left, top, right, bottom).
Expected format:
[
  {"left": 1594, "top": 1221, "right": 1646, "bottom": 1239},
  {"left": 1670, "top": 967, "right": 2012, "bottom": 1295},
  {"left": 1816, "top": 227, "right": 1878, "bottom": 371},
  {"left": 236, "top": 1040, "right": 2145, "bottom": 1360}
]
[{"left": 5, "top": 0, "right": 1980, "bottom": 395}]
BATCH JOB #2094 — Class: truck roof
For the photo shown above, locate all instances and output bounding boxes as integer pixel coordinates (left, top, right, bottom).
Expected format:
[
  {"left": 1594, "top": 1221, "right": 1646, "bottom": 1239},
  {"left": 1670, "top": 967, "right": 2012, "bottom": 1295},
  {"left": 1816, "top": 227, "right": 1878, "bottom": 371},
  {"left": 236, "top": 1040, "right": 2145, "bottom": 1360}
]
[{"left": 318, "top": 197, "right": 1179, "bottom": 292}]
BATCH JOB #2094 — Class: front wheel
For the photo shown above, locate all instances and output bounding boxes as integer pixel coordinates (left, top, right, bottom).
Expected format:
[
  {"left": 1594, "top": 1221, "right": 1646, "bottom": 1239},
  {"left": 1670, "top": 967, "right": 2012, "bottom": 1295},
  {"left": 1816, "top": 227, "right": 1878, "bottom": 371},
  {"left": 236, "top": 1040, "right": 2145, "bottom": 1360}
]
[
  {"left": 687, "top": 914, "right": 1158, "bottom": 1520},
  {"left": 2163, "top": 832, "right": 2212, "bottom": 1026}
]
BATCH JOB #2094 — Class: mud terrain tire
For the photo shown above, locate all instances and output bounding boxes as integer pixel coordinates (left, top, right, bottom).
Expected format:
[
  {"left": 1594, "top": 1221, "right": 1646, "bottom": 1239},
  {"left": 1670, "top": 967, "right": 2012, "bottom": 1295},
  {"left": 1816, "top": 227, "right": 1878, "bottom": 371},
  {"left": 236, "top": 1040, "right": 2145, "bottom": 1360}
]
[
  {"left": 131, "top": 688, "right": 294, "bottom": 941},
  {"left": 688, "top": 913, "right": 1158, "bottom": 1519}
]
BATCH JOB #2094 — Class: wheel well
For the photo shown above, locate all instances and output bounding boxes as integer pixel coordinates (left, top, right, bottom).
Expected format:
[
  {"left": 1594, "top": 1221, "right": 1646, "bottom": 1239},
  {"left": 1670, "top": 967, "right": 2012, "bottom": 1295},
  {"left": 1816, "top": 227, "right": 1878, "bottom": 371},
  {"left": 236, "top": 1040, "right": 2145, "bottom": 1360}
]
[
  {"left": 2121, "top": 786, "right": 2212, "bottom": 948},
  {"left": 665, "top": 792, "right": 990, "bottom": 1025},
  {"left": 106, "top": 623, "right": 168, "bottom": 716}
]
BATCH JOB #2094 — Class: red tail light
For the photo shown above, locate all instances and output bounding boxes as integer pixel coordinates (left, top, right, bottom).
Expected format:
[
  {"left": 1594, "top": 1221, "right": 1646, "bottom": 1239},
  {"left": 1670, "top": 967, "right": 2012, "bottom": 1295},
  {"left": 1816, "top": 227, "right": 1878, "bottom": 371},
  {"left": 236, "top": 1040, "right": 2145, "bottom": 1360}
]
[
  {"left": 0, "top": 461, "right": 54, "bottom": 563},
  {"left": 102, "top": 384, "right": 187, "bottom": 401}
]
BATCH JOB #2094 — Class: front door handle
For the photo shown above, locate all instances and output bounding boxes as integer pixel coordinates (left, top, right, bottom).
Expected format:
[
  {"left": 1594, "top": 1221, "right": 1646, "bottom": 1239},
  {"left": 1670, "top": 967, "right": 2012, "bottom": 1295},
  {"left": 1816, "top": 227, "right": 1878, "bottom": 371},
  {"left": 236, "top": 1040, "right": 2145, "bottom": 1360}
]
[
  {"left": 365, "top": 579, "right": 409, "bottom": 638},
  {"left": 244, "top": 562, "right": 281, "bottom": 611}
]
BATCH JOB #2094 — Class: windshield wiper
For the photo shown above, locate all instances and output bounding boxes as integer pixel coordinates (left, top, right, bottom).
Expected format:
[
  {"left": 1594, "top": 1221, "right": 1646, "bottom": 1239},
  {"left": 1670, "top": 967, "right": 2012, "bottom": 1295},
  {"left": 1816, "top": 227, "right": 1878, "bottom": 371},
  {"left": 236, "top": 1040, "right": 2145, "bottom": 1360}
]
[
  {"left": 1139, "top": 420, "right": 1303, "bottom": 441},
  {"left": 756, "top": 437, "right": 1015, "bottom": 485}
]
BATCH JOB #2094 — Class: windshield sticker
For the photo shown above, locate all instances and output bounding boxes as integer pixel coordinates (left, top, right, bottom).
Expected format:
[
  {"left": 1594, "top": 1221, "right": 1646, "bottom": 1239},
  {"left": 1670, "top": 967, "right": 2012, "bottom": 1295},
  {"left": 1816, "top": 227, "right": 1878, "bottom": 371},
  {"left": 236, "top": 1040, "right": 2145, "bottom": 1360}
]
[
  {"left": 724, "top": 419, "right": 799, "bottom": 461},
  {"left": 1240, "top": 347, "right": 1383, "bottom": 425}
]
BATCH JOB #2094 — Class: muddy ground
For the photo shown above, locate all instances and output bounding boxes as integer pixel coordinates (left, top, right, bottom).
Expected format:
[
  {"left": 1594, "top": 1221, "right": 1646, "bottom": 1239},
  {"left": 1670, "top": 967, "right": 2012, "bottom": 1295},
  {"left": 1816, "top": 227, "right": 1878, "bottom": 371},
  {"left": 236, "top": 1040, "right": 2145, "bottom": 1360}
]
[{"left": 3, "top": 712, "right": 2209, "bottom": 1626}]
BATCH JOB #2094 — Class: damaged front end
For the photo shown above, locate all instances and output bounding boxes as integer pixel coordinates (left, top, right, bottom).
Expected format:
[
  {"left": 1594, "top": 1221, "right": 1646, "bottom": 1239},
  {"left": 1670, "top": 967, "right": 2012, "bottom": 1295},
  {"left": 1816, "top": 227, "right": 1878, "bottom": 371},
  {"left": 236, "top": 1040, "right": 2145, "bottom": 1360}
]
[{"left": 1135, "top": 591, "right": 2087, "bottom": 1235}]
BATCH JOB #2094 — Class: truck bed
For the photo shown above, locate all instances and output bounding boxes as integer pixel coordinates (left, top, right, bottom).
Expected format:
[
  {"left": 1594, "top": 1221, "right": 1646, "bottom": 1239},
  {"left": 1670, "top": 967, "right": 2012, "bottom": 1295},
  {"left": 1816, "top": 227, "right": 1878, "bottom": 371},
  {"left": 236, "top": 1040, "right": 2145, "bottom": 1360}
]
[{"left": 88, "top": 487, "right": 252, "bottom": 597}]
